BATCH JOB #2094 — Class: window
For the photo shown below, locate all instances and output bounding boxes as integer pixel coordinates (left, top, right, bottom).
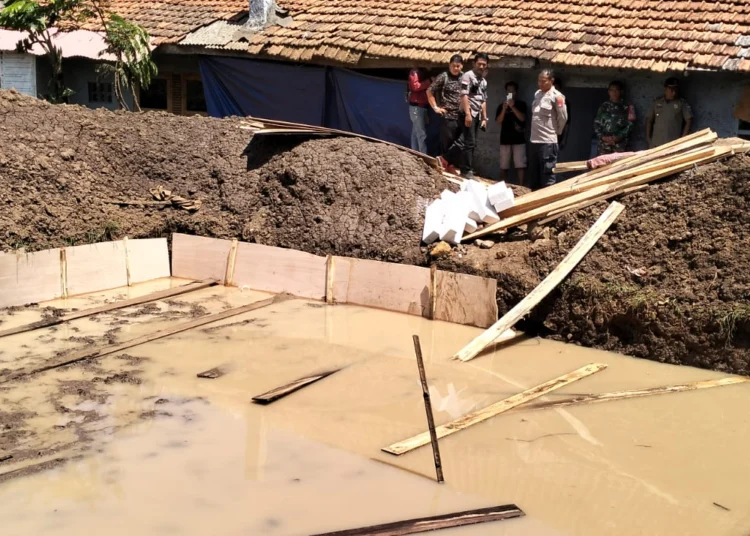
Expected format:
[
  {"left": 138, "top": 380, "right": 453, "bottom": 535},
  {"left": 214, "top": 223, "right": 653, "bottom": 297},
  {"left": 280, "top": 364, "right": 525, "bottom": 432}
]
[
  {"left": 88, "top": 81, "right": 112, "bottom": 103},
  {"left": 140, "top": 78, "right": 169, "bottom": 110},
  {"left": 185, "top": 79, "right": 207, "bottom": 113}
]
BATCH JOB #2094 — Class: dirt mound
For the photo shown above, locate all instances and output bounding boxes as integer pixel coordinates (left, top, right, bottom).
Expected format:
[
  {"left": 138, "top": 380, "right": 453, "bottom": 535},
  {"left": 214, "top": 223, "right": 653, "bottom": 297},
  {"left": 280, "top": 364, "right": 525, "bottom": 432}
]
[
  {"left": 0, "top": 89, "right": 445, "bottom": 263},
  {"left": 2, "top": 89, "right": 749, "bottom": 374}
]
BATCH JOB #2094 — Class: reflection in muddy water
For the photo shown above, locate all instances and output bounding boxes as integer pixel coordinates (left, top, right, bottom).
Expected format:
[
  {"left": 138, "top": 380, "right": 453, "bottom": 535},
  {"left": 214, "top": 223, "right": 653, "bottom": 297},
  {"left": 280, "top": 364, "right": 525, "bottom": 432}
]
[{"left": 0, "top": 279, "right": 749, "bottom": 535}]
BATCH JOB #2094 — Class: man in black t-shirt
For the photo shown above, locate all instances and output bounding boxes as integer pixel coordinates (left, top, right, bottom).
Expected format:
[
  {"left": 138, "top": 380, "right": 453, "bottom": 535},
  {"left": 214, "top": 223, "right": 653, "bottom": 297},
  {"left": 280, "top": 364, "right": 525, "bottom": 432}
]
[{"left": 495, "top": 81, "right": 527, "bottom": 186}]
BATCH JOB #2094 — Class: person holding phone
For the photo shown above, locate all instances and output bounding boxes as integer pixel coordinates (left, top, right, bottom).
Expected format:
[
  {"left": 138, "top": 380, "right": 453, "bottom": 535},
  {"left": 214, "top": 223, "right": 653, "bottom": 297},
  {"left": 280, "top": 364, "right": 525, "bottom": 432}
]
[{"left": 495, "top": 81, "right": 527, "bottom": 186}]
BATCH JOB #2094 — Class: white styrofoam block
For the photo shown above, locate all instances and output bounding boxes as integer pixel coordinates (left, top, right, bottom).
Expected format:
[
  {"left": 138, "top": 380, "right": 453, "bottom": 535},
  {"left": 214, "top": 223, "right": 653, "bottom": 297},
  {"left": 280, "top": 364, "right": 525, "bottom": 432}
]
[
  {"left": 439, "top": 190, "right": 471, "bottom": 245},
  {"left": 422, "top": 198, "right": 444, "bottom": 244},
  {"left": 464, "top": 218, "right": 478, "bottom": 233},
  {"left": 483, "top": 202, "right": 500, "bottom": 224},
  {"left": 463, "top": 180, "right": 490, "bottom": 223},
  {"left": 487, "top": 181, "right": 510, "bottom": 205},
  {"left": 490, "top": 185, "right": 515, "bottom": 214}
]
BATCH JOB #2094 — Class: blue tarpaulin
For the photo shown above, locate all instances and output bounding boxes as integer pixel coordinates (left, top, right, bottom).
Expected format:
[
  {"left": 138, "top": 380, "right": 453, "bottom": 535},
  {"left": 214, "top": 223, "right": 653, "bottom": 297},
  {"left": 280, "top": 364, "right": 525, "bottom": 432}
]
[
  {"left": 199, "top": 57, "right": 326, "bottom": 125},
  {"left": 324, "top": 68, "right": 411, "bottom": 146},
  {"left": 199, "top": 56, "right": 440, "bottom": 152}
]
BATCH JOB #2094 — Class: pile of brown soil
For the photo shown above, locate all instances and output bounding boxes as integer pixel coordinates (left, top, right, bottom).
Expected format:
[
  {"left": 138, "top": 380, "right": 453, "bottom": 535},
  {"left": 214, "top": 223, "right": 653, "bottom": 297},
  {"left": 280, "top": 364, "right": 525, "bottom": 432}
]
[
  {"left": 0, "top": 90, "right": 446, "bottom": 263},
  {"left": 1, "top": 89, "right": 748, "bottom": 374}
]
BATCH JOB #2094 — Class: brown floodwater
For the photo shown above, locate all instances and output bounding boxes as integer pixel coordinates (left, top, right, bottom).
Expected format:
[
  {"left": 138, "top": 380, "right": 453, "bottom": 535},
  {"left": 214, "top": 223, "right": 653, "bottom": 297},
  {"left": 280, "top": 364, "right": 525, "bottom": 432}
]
[{"left": 0, "top": 279, "right": 749, "bottom": 535}]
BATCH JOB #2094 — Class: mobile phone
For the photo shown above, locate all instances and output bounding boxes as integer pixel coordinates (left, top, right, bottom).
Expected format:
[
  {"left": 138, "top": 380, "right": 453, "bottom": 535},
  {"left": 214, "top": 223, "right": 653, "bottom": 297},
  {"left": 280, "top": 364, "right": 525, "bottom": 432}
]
[{"left": 507, "top": 93, "right": 513, "bottom": 100}]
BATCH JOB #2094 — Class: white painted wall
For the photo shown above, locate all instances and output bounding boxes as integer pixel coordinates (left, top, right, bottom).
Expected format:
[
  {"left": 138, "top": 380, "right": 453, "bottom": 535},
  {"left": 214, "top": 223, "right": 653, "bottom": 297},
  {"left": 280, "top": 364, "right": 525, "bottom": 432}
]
[{"left": 0, "top": 52, "right": 36, "bottom": 96}]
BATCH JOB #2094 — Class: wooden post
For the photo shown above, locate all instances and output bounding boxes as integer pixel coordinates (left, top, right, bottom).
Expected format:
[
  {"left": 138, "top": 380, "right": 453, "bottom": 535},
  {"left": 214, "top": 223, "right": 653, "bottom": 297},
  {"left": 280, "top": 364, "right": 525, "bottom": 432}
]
[
  {"left": 225, "top": 238, "right": 239, "bottom": 286},
  {"left": 428, "top": 265, "right": 437, "bottom": 320},
  {"left": 325, "top": 255, "right": 335, "bottom": 304},
  {"left": 412, "top": 335, "right": 444, "bottom": 483}
]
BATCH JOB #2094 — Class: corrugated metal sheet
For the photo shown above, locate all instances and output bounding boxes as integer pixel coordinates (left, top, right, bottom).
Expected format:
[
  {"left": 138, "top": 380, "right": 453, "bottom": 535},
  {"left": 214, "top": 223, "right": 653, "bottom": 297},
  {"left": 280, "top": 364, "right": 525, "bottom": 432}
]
[{"left": 179, "top": 20, "right": 245, "bottom": 47}]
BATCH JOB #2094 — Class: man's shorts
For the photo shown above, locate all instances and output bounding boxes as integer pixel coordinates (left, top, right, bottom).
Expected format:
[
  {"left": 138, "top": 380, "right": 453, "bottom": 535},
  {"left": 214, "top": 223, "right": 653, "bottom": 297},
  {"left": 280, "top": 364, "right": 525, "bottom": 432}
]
[{"left": 500, "top": 144, "right": 527, "bottom": 170}]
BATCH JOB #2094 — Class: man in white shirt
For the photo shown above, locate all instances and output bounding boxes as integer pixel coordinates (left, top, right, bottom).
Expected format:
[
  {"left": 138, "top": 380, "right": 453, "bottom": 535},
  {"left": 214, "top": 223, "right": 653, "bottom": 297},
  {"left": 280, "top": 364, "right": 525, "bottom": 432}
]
[{"left": 528, "top": 69, "right": 568, "bottom": 189}]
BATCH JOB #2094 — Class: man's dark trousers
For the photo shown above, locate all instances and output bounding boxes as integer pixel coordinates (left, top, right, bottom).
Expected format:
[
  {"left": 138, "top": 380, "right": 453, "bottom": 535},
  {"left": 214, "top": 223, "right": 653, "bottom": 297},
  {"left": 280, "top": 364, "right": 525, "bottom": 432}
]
[
  {"left": 528, "top": 142, "right": 559, "bottom": 190},
  {"left": 444, "top": 112, "right": 480, "bottom": 175}
]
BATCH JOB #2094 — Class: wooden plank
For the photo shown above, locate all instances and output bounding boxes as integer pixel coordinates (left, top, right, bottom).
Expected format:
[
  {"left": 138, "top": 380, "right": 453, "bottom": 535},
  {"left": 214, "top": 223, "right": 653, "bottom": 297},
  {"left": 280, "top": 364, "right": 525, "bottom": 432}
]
[
  {"left": 171, "top": 233, "right": 234, "bottom": 281},
  {"left": 0, "top": 248, "right": 63, "bottom": 308},
  {"left": 553, "top": 160, "right": 589, "bottom": 173},
  {"left": 225, "top": 238, "right": 239, "bottom": 286},
  {"left": 412, "top": 335, "right": 444, "bottom": 483},
  {"left": 500, "top": 129, "right": 716, "bottom": 218},
  {"left": 125, "top": 238, "right": 171, "bottom": 285},
  {"left": 310, "top": 504, "right": 525, "bottom": 536},
  {"left": 521, "top": 376, "right": 750, "bottom": 412},
  {"left": 197, "top": 366, "right": 227, "bottom": 379},
  {"left": 382, "top": 363, "right": 607, "bottom": 456},
  {"left": 233, "top": 242, "right": 327, "bottom": 300},
  {"left": 464, "top": 144, "right": 728, "bottom": 241},
  {"left": 332, "top": 257, "right": 430, "bottom": 317},
  {"left": 252, "top": 369, "right": 339, "bottom": 404},
  {"left": 325, "top": 255, "right": 335, "bottom": 304},
  {"left": 0, "top": 295, "right": 291, "bottom": 384},
  {"left": 433, "top": 270, "right": 498, "bottom": 328},
  {"left": 64, "top": 241, "right": 129, "bottom": 296},
  {"left": 0, "top": 279, "right": 218, "bottom": 339},
  {"left": 456, "top": 203, "right": 624, "bottom": 362}
]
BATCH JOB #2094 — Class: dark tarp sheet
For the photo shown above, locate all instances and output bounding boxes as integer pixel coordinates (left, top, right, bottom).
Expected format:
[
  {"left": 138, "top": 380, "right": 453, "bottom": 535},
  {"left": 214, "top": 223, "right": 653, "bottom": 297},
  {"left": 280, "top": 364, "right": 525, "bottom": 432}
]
[
  {"left": 199, "top": 56, "right": 439, "bottom": 152},
  {"left": 199, "top": 56, "right": 326, "bottom": 126}
]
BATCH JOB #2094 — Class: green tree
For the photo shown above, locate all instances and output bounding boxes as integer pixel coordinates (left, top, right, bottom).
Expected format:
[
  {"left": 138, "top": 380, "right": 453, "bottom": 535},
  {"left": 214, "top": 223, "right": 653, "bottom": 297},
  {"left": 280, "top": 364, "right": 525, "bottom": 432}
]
[
  {"left": 90, "top": 4, "right": 157, "bottom": 111},
  {"left": 0, "top": 0, "right": 84, "bottom": 102}
]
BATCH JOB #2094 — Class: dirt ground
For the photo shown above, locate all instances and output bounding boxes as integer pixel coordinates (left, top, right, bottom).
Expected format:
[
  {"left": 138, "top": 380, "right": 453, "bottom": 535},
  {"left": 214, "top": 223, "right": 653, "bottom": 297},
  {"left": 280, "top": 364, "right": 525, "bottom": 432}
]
[{"left": 1, "top": 89, "right": 748, "bottom": 374}]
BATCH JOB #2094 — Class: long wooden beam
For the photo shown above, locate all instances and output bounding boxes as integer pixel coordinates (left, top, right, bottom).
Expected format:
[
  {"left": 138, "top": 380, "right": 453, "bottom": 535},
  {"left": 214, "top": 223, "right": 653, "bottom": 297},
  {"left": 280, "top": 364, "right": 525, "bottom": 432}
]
[
  {"left": 310, "top": 504, "right": 525, "bottom": 536},
  {"left": 251, "top": 368, "right": 339, "bottom": 404},
  {"left": 456, "top": 203, "right": 623, "bottom": 363},
  {"left": 0, "top": 279, "right": 218, "bottom": 339},
  {"left": 520, "top": 376, "right": 750, "bottom": 412},
  {"left": 0, "top": 295, "right": 291, "bottom": 384},
  {"left": 382, "top": 363, "right": 607, "bottom": 456},
  {"left": 464, "top": 144, "right": 731, "bottom": 241}
]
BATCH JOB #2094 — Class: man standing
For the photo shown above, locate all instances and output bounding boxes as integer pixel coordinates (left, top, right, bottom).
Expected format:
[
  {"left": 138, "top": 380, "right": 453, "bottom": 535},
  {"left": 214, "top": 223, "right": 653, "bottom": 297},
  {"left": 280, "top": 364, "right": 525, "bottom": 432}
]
[
  {"left": 495, "top": 81, "right": 527, "bottom": 186},
  {"left": 407, "top": 67, "right": 431, "bottom": 153},
  {"left": 594, "top": 80, "right": 636, "bottom": 155},
  {"left": 427, "top": 54, "right": 464, "bottom": 172},
  {"left": 443, "top": 52, "right": 489, "bottom": 179},
  {"left": 529, "top": 69, "right": 568, "bottom": 189},
  {"left": 646, "top": 77, "right": 693, "bottom": 148}
]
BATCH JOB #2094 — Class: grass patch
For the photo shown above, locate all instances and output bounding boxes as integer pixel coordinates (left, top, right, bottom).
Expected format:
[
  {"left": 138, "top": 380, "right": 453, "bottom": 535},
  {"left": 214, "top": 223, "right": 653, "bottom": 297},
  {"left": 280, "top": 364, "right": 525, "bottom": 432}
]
[{"left": 717, "top": 305, "right": 750, "bottom": 347}]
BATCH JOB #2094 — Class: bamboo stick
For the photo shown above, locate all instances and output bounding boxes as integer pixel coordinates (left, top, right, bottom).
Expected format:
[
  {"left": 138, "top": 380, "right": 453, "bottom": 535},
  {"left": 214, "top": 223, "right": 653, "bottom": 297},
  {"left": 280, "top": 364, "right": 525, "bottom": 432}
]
[{"left": 412, "top": 335, "right": 444, "bottom": 483}]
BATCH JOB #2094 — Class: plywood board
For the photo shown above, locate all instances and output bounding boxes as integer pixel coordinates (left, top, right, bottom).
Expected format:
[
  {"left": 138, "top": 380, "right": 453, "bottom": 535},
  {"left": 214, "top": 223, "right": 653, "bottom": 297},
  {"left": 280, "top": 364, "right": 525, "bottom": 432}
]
[
  {"left": 232, "top": 243, "right": 327, "bottom": 300},
  {"left": 64, "top": 241, "right": 128, "bottom": 297},
  {"left": 171, "top": 233, "right": 233, "bottom": 282},
  {"left": 332, "top": 257, "right": 430, "bottom": 317},
  {"left": 434, "top": 271, "right": 498, "bottom": 328},
  {"left": 126, "top": 238, "right": 170, "bottom": 284},
  {"left": 0, "top": 248, "right": 62, "bottom": 308}
]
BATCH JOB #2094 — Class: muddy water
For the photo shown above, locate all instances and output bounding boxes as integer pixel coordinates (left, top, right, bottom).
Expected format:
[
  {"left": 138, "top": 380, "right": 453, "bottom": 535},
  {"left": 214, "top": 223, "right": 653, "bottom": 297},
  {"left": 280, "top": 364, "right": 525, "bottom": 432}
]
[{"left": 1, "top": 280, "right": 749, "bottom": 535}]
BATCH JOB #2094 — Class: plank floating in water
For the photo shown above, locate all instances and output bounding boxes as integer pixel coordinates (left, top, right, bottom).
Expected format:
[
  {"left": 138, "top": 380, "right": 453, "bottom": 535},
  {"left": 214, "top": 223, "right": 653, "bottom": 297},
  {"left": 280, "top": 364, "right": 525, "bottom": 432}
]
[
  {"left": 197, "top": 367, "right": 227, "bottom": 379},
  {"left": 252, "top": 369, "right": 340, "bottom": 405},
  {"left": 382, "top": 363, "right": 607, "bottom": 456},
  {"left": 454, "top": 202, "right": 624, "bottom": 362},
  {"left": 521, "top": 376, "right": 750, "bottom": 412},
  {"left": 309, "top": 504, "right": 525, "bottom": 536},
  {"left": 0, "top": 295, "right": 291, "bottom": 384},
  {"left": 0, "top": 280, "right": 218, "bottom": 339}
]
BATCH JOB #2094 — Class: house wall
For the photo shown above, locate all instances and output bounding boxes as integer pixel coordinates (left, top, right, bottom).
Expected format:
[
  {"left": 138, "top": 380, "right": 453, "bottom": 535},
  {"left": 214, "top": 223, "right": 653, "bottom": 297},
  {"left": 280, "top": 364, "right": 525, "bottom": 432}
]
[{"left": 474, "top": 67, "right": 747, "bottom": 180}]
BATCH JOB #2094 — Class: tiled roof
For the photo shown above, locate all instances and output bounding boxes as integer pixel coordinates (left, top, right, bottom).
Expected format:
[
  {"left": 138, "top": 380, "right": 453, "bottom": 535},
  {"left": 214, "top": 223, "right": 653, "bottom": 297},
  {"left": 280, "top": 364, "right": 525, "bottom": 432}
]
[
  {"left": 81, "top": 0, "right": 249, "bottom": 44},
  {"left": 224, "top": 0, "right": 750, "bottom": 72}
]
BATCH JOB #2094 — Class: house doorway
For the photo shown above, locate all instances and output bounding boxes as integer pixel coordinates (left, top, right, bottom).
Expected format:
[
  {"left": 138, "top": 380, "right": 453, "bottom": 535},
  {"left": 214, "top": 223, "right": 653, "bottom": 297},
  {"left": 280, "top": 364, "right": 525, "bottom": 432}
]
[{"left": 557, "top": 86, "right": 609, "bottom": 165}]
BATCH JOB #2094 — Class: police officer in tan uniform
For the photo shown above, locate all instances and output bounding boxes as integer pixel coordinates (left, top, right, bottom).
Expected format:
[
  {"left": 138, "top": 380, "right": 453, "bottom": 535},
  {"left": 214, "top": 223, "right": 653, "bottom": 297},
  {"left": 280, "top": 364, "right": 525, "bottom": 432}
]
[
  {"left": 646, "top": 77, "right": 693, "bottom": 148},
  {"left": 529, "top": 69, "right": 568, "bottom": 189}
]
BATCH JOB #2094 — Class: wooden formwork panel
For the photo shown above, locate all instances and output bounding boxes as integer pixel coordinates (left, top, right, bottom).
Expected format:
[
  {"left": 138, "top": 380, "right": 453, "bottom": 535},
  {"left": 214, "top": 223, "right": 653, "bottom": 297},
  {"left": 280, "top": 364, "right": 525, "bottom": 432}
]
[
  {"left": 171, "top": 233, "right": 233, "bottom": 282},
  {"left": 331, "top": 257, "right": 431, "bottom": 317},
  {"left": 126, "top": 238, "right": 171, "bottom": 285},
  {"left": 64, "top": 241, "right": 128, "bottom": 296},
  {"left": 232, "top": 242, "right": 327, "bottom": 300},
  {"left": 0, "top": 248, "right": 63, "bottom": 308},
  {"left": 434, "top": 271, "right": 498, "bottom": 329}
]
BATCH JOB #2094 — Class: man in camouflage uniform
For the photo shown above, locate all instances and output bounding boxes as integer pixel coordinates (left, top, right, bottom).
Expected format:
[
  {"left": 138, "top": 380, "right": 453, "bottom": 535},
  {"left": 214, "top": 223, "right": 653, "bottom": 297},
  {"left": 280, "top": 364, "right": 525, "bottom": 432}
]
[
  {"left": 594, "top": 80, "right": 636, "bottom": 155},
  {"left": 646, "top": 77, "right": 693, "bottom": 148}
]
